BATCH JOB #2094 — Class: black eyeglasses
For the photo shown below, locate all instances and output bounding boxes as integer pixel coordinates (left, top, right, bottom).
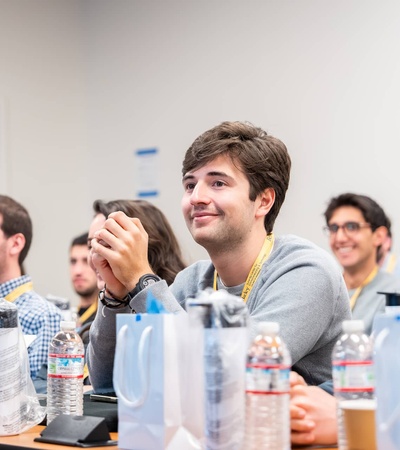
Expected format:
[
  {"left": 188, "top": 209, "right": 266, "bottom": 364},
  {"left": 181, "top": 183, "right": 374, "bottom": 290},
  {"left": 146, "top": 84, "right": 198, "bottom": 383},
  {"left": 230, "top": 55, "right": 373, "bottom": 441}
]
[{"left": 323, "top": 222, "right": 371, "bottom": 236}]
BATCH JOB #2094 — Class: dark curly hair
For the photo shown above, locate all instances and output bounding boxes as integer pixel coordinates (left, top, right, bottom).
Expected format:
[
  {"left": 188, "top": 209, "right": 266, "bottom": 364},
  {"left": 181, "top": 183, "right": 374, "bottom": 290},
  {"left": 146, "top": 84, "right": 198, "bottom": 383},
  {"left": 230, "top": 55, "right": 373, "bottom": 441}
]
[
  {"left": 92, "top": 199, "right": 186, "bottom": 285},
  {"left": 324, "top": 193, "right": 390, "bottom": 232}
]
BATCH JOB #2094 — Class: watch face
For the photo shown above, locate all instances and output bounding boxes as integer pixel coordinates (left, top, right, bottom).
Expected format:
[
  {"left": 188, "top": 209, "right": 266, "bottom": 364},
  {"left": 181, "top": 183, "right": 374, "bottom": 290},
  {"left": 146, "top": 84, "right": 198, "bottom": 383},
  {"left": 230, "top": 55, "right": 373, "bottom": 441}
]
[{"left": 141, "top": 275, "right": 160, "bottom": 289}]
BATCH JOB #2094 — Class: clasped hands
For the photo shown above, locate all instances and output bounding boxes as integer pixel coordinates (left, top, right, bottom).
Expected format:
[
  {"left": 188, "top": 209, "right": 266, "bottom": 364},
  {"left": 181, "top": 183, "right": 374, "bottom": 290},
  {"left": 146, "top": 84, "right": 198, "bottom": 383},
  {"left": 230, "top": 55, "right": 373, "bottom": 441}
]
[
  {"left": 90, "top": 211, "right": 153, "bottom": 298},
  {"left": 290, "top": 372, "right": 338, "bottom": 446}
]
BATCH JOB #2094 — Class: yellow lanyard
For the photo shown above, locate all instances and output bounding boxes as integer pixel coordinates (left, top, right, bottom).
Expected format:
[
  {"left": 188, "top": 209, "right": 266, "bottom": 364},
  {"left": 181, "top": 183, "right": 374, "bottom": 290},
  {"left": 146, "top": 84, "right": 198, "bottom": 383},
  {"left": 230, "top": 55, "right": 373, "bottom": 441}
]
[
  {"left": 349, "top": 265, "right": 379, "bottom": 311},
  {"left": 213, "top": 233, "right": 275, "bottom": 303},
  {"left": 80, "top": 303, "right": 98, "bottom": 382},
  {"left": 79, "top": 301, "right": 98, "bottom": 325},
  {"left": 83, "top": 362, "right": 89, "bottom": 381},
  {"left": 4, "top": 282, "right": 33, "bottom": 302},
  {"left": 386, "top": 254, "right": 397, "bottom": 274}
]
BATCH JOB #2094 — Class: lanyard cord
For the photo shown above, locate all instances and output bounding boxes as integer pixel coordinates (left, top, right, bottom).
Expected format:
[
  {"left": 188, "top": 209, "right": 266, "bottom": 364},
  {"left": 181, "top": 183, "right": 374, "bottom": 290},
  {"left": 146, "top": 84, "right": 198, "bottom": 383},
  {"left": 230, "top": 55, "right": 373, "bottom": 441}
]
[
  {"left": 386, "top": 253, "right": 397, "bottom": 274},
  {"left": 349, "top": 265, "right": 379, "bottom": 311},
  {"left": 79, "top": 301, "right": 98, "bottom": 325},
  {"left": 4, "top": 282, "right": 33, "bottom": 302},
  {"left": 213, "top": 233, "right": 275, "bottom": 303}
]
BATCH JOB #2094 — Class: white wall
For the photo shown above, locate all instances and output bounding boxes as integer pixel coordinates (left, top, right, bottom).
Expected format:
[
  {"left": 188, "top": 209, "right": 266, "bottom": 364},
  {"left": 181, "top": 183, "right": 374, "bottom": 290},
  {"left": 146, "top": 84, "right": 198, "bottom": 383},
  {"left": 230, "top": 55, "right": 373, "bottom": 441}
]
[
  {"left": 1, "top": 0, "right": 400, "bottom": 303},
  {"left": 0, "top": 0, "right": 90, "bottom": 302}
]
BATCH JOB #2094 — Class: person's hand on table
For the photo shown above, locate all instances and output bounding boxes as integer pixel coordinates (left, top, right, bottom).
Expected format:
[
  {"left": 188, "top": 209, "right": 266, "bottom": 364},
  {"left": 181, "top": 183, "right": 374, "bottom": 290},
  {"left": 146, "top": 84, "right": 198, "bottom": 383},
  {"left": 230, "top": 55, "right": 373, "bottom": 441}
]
[
  {"left": 290, "top": 371, "right": 307, "bottom": 388},
  {"left": 290, "top": 374, "right": 338, "bottom": 446}
]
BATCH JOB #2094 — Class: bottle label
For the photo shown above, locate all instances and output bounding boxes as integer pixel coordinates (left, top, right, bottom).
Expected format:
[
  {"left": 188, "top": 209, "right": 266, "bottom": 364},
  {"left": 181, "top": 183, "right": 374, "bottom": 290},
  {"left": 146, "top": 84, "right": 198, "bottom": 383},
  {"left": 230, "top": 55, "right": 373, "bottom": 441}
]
[
  {"left": 246, "top": 363, "right": 290, "bottom": 394},
  {"left": 332, "top": 360, "right": 374, "bottom": 392},
  {"left": 48, "top": 353, "right": 84, "bottom": 379}
]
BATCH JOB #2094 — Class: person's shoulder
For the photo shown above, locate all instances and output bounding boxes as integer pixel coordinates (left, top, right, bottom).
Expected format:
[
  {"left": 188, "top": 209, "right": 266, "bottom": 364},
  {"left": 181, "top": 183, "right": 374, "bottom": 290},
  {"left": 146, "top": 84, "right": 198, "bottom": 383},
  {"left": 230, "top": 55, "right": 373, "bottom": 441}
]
[
  {"left": 376, "top": 268, "right": 400, "bottom": 281},
  {"left": 275, "top": 233, "right": 325, "bottom": 249},
  {"left": 27, "top": 290, "right": 63, "bottom": 316},
  {"left": 274, "top": 234, "right": 338, "bottom": 265},
  {"left": 176, "top": 259, "right": 213, "bottom": 278},
  {"left": 172, "top": 259, "right": 214, "bottom": 294},
  {"left": 269, "top": 234, "right": 344, "bottom": 290},
  {"left": 374, "top": 269, "right": 400, "bottom": 290}
]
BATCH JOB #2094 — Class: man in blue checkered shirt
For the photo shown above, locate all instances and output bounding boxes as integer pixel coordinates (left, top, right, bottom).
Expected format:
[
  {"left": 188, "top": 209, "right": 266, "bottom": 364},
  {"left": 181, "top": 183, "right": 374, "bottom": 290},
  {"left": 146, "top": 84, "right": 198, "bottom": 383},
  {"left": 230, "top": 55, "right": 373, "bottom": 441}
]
[{"left": 0, "top": 195, "right": 62, "bottom": 380}]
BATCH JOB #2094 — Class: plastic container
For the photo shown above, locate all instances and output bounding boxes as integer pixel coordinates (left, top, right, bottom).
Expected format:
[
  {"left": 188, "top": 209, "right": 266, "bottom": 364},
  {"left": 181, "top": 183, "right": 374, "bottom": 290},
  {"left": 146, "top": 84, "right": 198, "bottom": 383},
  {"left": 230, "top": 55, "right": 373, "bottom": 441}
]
[
  {"left": 332, "top": 320, "right": 375, "bottom": 450},
  {"left": 186, "top": 289, "right": 248, "bottom": 450},
  {"left": 0, "top": 299, "right": 21, "bottom": 435},
  {"left": 244, "top": 322, "right": 291, "bottom": 450},
  {"left": 47, "top": 321, "right": 84, "bottom": 424},
  {"left": 371, "top": 291, "right": 400, "bottom": 340},
  {"left": 374, "top": 312, "right": 400, "bottom": 449}
]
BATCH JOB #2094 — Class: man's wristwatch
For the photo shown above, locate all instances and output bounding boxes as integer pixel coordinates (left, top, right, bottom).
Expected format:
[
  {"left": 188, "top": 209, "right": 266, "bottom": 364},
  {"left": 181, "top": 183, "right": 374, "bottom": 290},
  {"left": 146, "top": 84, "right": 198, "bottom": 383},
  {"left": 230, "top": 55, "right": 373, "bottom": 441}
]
[
  {"left": 99, "top": 274, "right": 161, "bottom": 310},
  {"left": 128, "top": 273, "right": 161, "bottom": 298}
]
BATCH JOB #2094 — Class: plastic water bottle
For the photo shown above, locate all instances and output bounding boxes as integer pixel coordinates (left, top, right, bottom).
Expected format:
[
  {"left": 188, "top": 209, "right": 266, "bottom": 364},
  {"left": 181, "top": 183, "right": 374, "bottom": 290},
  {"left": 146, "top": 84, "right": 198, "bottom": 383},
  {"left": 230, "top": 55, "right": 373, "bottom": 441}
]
[
  {"left": 47, "top": 321, "right": 84, "bottom": 424},
  {"left": 332, "top": 320, "right": 375, "bottom": 450},
  {"left": 244, "top": 322, "right": 291, "bottom": 450},
  {"left": 374, "top": 311, "right": 400, "bottom": 449}
]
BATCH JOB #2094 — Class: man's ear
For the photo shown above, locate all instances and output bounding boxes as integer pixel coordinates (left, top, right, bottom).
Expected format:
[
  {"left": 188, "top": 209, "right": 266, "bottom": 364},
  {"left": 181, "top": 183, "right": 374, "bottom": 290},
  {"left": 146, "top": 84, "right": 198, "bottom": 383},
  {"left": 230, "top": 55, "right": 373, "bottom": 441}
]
[
  {"left": 373, "top": 226, "right": 389, "bottom": 248},
  {"left": 256, "top": 188, "right": 275, "bottom": 218},
  {"left": 8, "top": 233, "right": 26, "bottom": 257}
]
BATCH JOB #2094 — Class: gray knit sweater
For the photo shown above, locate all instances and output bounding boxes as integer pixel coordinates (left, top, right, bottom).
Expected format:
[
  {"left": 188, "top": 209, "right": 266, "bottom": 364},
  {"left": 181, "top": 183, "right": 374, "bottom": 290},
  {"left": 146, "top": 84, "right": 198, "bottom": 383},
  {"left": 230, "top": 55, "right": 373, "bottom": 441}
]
[{"left": 87, "top": 234, "right": 350, "bottom": 392}]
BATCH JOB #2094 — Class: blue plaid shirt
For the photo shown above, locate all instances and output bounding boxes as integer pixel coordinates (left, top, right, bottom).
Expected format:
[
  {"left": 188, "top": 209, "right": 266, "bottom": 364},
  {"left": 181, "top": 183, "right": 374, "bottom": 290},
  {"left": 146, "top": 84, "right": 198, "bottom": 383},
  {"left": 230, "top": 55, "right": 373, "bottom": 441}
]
[{"left": 0, "top": 275, "right": 62, "bottom": 380}]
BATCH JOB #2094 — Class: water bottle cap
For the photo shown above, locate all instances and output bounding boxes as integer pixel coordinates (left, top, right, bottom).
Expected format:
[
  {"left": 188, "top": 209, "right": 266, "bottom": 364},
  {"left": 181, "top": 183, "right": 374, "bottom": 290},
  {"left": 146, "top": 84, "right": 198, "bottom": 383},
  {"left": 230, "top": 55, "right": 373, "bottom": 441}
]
[
  {"left": 377, "top": 291, "right": 400, "bottom": 307},
  {"left": 342, "top": 319, "right": 365, "bottom": 332},
  {"left": 257, "top": 321, "right": 280, "bottom": 335},
  {"left": 60, "top": 320, "right": 76, "bottom": 330}
]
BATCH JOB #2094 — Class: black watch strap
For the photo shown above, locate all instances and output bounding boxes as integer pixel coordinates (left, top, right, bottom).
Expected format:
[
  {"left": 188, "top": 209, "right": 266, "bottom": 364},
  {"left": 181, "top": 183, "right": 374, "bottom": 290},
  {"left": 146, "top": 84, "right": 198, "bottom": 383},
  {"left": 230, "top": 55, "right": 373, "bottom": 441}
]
[{"left": 128, "top": 274, "right": 161, "bottom": 299}]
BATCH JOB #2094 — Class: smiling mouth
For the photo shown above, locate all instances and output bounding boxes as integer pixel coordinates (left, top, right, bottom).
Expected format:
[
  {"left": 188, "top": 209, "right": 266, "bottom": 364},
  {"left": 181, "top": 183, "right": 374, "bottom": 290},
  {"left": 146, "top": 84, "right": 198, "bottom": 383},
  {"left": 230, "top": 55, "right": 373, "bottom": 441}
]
[
  {"left": 193, "top": 213, "right": 212, "bottom": 218},
  {"left": 336, "top": 246, "right": 354, "bottom": 254},
  {"left": 191, "top": 209, "right": 218, "bottom": 218},
  {"left": 191, "top": 214, "right": 219, "bottom": 224}
]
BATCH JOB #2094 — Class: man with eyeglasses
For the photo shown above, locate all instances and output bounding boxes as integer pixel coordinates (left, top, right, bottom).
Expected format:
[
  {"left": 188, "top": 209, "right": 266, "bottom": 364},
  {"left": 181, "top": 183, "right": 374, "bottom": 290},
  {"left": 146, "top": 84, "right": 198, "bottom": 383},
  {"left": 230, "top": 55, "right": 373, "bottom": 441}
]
[
  {"left": 323, "top": 192, "right": 400, "bottom": 335},
  {"left": 290, "top": 193, "right": 400, "bottom": 446}
]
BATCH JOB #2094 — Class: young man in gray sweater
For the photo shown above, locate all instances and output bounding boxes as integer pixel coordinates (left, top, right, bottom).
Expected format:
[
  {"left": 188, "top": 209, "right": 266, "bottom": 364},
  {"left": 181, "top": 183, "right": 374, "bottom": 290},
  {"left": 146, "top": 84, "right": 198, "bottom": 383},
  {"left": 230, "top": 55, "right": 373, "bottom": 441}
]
[
  {"left": 88, "top": 121, "right": 349, "bottom": 389},
  {"left": 88, "top": 122, "right": 350, "bottom": 445}
]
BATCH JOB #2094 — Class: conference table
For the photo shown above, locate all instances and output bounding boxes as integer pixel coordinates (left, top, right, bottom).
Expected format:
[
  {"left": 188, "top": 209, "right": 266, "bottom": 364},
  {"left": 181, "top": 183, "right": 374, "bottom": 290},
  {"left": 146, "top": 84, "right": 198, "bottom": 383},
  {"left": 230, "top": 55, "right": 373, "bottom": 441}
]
[{"left": 0, "top": 426, "right": 336, "bottom": 450}]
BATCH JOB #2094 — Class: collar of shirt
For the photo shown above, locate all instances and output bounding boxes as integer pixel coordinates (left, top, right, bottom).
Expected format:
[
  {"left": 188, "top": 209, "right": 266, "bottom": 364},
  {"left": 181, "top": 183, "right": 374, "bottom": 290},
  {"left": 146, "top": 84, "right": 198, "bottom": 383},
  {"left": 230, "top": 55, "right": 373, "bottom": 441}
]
[{"left": 0, "top": 274, "right": 32, "bottom": 298}]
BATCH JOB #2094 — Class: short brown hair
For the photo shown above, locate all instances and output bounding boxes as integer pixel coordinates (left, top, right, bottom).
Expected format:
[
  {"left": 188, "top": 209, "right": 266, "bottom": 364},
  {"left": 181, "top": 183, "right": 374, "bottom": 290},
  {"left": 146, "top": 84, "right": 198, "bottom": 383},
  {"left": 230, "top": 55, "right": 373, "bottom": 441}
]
[
  {"left": 0, "top": 195, "right": 32, "bottom": 267},
  {"left": 182, "top": 121, "right": 291, "bottom": 233},
  {"left": 93, "top": 199, "right": 186, "bottom": 285},
  {"left": 71, "top": 232, "right": 89, "bottom": 248}
]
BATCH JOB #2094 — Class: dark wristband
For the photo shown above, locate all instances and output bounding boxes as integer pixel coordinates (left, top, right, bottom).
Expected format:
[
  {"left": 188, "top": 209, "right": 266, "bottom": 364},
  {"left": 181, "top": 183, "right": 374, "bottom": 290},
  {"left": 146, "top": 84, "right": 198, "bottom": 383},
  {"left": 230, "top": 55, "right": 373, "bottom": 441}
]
[{"left": 98, "top": 286, "right": 132, "bottom": 310}]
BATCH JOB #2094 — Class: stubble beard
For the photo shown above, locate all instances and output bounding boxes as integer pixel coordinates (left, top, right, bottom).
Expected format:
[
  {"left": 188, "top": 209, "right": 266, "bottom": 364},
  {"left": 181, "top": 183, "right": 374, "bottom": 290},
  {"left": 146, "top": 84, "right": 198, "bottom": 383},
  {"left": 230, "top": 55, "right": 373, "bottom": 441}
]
[
  {"left": 192, "top": 223, "right": 245, "bottom": 255},
  {"left": 75, "top": 285, "right": 98, "bottom": 298}
]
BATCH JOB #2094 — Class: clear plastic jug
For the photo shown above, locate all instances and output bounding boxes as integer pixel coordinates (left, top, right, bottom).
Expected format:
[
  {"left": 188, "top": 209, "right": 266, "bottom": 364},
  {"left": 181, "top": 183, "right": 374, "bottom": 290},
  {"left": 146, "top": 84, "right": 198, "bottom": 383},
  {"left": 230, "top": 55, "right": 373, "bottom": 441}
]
[{"left": 374, "top": 313, "right": 400, "bottom": 450}]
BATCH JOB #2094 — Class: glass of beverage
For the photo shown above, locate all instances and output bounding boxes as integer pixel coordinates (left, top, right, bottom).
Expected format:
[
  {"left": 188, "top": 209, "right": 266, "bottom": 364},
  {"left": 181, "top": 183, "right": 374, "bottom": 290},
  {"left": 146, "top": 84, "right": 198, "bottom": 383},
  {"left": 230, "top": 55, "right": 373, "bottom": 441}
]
[{"left": 340, "top": 398, "right": 377, "bottom": 450}]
